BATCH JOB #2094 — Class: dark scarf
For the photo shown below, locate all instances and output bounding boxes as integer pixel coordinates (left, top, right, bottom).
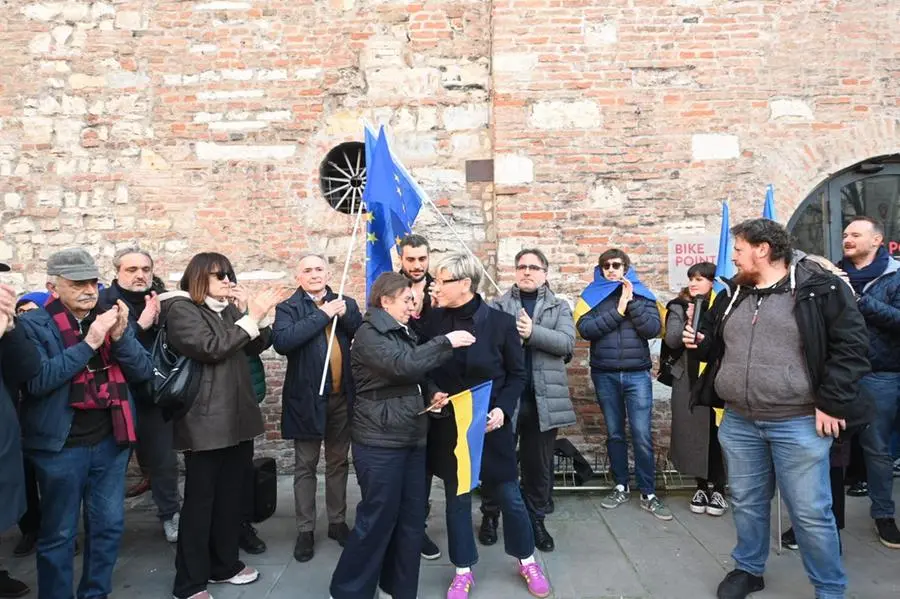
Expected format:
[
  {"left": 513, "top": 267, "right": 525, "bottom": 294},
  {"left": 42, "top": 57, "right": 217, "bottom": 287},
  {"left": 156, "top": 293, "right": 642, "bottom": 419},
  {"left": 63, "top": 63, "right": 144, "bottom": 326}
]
[
  {"left": 441, "top": 294, "right": 482, "bottom": 375},
  {"left": 111, "top": 280, "right": 148, "bottom": 314},
  {"left": 840, "top": 246, "right": 890, "bottom": 295},
  {"left": 45, "top": 298, "right": 136, "bottom": 446}
]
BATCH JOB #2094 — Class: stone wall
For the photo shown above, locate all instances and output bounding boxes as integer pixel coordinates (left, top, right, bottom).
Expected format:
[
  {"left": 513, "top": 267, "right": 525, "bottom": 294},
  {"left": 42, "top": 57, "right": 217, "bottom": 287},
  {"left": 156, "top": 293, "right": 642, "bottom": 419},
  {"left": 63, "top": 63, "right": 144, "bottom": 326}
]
[{"left": 2, "top": 0, "right": 899, "bottom": 472}]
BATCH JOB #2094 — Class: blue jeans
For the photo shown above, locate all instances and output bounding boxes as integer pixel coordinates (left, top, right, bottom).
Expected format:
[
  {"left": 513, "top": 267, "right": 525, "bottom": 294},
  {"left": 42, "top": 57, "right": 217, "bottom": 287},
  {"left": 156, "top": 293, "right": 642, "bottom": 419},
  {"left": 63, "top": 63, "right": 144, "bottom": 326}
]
[
  {"left": 719, "top": 411, "right": 845, "bottom": 599},
  {"left": 591, "top": 370, "right": 655, "bottom": 495},
  {"left": 330, "top": 443, "right": 426, "bottom": 599},
  {"left": 858, "top": 372, "right": 900, "bottom": 520},
  {"left": 445, "top": 480, "right": 535, "bottom": 568},
  {"left": 28, "top": 435, "right": 129, "bottom": 599}
]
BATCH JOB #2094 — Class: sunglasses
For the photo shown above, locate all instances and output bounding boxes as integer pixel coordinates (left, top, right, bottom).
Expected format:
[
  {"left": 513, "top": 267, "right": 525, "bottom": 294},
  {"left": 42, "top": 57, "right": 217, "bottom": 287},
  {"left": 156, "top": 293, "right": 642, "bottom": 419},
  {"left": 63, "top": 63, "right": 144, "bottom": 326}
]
[
  {"left": 210, "top": 270, "right": 236, "bottom": 283},
  {"left": 601, "top": 261, "right": 624, "bottom": 270},
  {"left": 516, "top": 264, "right": 546, "bottom": 272}
]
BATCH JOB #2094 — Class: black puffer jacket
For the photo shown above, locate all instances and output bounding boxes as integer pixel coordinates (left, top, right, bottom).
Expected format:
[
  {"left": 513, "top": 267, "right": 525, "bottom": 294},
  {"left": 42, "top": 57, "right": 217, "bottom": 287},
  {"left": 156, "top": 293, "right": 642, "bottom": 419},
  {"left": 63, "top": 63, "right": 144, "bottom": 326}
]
[
  {"left": 351, "top": 308, "right": 453, "bottom": 448},
  {"left": 576, "top": 290, "right": 661, "bottom": 372}
]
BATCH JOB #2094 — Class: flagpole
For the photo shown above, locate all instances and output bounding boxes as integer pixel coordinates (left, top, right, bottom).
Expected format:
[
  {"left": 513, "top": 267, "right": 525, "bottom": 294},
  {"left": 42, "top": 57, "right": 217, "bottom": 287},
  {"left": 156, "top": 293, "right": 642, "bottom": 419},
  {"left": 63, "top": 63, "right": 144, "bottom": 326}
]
[
  {"left": 422, "top": 195, "right": 502, "bottom": 294},
  {"left": 318, "top": 199, "right": 366, "bottom": 397}
]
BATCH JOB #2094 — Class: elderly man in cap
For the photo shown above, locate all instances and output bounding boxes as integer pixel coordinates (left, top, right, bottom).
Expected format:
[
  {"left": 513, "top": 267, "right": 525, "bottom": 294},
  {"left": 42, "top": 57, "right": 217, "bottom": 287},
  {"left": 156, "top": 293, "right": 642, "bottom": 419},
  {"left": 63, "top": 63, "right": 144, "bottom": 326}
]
[
  {"left": 0, "top": 262, "right": 42, "bottom": 599},
  {"left": 18, "top": 248, "right": 153, "bottom": 599}
]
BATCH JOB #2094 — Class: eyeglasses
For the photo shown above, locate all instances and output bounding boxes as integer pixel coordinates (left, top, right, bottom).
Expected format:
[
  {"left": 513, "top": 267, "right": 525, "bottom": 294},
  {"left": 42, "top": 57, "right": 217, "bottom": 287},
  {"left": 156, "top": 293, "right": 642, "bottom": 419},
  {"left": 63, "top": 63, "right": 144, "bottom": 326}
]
[
  {"left": 601, "top": 261, "right": 624, "bottom": 271},
  {"left": 516, "top": 264, "right": 546, "bottom": 272},
  {"left": 433, "top": 278, "right": 462, "bottom": 287},
  {"left": 210, "top": 270, "right": 236, "bottom": 283}
]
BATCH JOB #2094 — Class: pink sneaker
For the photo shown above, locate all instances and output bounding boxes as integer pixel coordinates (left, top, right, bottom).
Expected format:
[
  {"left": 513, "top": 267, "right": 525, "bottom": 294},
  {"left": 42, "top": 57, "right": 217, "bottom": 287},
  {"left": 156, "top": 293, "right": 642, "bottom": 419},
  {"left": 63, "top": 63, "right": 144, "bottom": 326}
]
[
  {"left": 519, "top": 562, "right": 551, "bottom": 598},
  {"left": 446, "top": 571, "right": 475, "bottom": 599}
]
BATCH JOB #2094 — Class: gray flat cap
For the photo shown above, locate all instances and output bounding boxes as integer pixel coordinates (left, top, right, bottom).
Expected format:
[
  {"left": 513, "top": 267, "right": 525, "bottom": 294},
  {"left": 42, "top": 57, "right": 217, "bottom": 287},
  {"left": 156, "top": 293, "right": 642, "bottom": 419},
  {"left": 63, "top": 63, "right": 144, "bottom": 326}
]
[{"left": 47, "top": 248, "right": 100, "bottom": 281}]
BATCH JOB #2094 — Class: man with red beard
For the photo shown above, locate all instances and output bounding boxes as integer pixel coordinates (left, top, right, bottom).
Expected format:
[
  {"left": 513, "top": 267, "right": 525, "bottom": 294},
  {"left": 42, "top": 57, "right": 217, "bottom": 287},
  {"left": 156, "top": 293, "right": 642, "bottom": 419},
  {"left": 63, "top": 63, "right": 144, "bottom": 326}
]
[{"left": 684, "top": 219, "right": 869, "bottom": 599}]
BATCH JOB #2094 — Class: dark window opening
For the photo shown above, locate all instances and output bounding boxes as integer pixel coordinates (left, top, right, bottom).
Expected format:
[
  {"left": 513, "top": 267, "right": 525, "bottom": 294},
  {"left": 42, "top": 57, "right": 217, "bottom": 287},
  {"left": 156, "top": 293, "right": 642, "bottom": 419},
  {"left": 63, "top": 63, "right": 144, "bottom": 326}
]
[{"left": 320, "top": 142, "right": 367, "bottom": 215}]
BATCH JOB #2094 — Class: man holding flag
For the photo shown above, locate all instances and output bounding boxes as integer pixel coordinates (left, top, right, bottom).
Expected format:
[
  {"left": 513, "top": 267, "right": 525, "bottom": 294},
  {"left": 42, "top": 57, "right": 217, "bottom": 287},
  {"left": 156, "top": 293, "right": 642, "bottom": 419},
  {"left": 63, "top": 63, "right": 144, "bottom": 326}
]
[{"left": 575, "top": 248, "right": 670, "bottom": 521}]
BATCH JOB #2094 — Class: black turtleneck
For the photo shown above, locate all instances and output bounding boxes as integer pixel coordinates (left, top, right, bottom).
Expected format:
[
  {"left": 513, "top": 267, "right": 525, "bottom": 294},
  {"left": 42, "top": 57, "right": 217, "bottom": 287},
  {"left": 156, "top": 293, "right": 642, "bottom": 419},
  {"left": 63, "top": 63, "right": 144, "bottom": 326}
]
[
  {"left": 441, "top": 294, "right": 481, "bottom": 374},
  {"left": 111, "top": 280, "right": 148, "bottom": 315}
]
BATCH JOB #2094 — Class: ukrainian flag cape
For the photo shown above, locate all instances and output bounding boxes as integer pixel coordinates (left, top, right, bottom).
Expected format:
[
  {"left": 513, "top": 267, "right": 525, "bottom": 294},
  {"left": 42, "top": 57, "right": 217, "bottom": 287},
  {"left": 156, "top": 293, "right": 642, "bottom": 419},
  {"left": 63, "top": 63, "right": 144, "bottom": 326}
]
[
  {"left": 573, "top": 266, "right": 657, "bottom": 326},
  {"left": 450, "top": 381, "right": 493, "bottom": 496}
]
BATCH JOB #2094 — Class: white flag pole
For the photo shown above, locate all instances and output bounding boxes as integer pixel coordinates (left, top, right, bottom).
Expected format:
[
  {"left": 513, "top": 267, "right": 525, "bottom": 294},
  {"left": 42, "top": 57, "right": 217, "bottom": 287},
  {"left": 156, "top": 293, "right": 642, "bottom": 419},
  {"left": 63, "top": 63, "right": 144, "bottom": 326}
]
[
  {"left": 318, "top": 199, "right": 366, "bottom": 397},
  {"left": 363, "top": 120, "right": 501, "bottom": 295}
]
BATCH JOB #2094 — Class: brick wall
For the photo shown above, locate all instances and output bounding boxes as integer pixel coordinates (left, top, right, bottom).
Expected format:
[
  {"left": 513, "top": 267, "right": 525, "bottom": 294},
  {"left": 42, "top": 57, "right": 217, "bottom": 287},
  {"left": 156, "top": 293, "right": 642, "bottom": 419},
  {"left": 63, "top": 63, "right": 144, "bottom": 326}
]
[{"left": 2, "top": 0, "right": 899, "bottom": 471}]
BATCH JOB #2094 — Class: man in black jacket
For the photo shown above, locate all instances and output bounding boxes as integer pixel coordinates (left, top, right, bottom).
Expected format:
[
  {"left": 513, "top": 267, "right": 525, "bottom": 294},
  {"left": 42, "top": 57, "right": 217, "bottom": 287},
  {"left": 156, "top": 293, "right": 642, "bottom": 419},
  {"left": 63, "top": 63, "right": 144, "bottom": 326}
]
[
  {"left": 684, "top": 219, "right": 870, "bottom": 599},
  {"left": 99, "top": 248, "right": 182, "bottom": 544},
  {"left": 837, "top": 217, "right": 900, "bottom": 548},
  {"left": 397, "top": 233, "right": 442, "bottom": 560},
  {"left": 272, "top": 253, "right": 362, "bottom": 563}
]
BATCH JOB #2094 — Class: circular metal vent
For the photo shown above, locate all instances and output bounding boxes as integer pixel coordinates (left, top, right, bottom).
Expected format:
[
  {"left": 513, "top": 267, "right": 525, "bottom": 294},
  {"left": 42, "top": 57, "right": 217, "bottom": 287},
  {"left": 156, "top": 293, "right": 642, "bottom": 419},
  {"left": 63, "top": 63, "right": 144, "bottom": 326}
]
[{"left": 319, "top": 142, "right": 367, "bottom": 215}]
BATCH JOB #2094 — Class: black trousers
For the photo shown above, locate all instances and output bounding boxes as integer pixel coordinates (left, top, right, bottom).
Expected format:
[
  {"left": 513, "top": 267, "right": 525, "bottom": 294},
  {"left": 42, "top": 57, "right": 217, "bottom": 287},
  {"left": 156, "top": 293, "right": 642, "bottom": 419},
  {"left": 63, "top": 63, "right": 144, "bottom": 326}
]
[
  {"left": 242, "top": 439, "right": 255, "bottom": 524},
  {"left": 173, "top": 441, "right": 251, "bottom": 599},
  {"left": 846, "top": 434, "right": 867, "bottom": 484},
  {"left": 481, "top": 395, "right": 557, "bottom": 522},
  {"left": 18, "top": 455, "right": 41, "bottom": 535},
  {"left": 697, "top": 410, "right": 727, "bottom": 491}
]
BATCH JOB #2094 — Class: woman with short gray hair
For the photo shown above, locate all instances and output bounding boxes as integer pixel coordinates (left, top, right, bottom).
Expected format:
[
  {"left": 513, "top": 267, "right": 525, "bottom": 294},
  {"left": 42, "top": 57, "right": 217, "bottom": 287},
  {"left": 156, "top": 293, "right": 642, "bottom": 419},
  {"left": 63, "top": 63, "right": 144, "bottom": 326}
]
[{"left": 423, "top": 252, "right": 552, "bottom": 599}]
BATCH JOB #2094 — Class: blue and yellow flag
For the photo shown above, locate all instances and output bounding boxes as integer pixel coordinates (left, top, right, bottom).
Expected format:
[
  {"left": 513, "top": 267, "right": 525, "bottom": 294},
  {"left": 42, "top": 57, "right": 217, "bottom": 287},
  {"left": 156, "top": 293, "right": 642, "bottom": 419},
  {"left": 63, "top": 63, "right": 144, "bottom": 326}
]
[
  {"left": 573, "top": 266, "right": 657, "bottom": 326},
  {"left": 450, "top": 381, "right": 493, "bottom": 496}
]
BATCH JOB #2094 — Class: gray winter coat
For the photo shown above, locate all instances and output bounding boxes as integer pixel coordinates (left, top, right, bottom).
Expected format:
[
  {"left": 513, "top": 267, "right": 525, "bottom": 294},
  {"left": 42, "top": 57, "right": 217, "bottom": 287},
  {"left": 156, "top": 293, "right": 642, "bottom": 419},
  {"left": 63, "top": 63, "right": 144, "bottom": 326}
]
[{"left": 491, "top": 285, "right": 577, "bottom": 432}]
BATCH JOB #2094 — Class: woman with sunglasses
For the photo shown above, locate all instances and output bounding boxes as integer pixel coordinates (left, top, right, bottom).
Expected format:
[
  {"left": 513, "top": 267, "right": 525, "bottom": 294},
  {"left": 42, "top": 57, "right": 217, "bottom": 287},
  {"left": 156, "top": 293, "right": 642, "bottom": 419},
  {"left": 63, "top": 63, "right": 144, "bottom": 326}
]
[
  {"left": 159, "top": 253, "right": 283, "bottom": 599},
  {"left": 423, "top": 252, "right": 551, "bottom": 599}
]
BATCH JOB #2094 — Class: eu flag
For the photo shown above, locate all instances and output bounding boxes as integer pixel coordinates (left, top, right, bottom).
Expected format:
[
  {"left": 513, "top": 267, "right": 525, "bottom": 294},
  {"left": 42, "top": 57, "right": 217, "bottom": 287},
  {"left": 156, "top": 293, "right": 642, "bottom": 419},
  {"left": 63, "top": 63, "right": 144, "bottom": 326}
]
[
  {"left": 363, "top": 126, "right": 424, "bottom": 297},
  {"left": 450, "top": 381, "right": 493, "bottom": 495}
]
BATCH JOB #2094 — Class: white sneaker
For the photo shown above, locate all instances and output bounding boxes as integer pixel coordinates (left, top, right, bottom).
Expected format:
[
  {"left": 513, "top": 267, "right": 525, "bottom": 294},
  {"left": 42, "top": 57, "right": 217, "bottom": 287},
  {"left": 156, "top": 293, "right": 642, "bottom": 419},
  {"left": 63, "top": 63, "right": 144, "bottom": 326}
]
[
  {"left": 163, "top": 513, "right": 180, "bottom": 543},
  {"left": 173, "top": 592, "right": 212, "bottom": 599},
  {"left": 209, "top": 566, "right": 259, "bottom": 585}
]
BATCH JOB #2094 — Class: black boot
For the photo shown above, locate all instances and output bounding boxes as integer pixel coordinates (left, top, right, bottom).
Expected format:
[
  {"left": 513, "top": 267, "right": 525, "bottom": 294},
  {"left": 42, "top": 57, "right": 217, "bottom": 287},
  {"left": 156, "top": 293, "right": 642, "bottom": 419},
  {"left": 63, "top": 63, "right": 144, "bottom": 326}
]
[
  {"left": 716, "top": 569, "right": 764, "bottom": 599},
  {"left": 293, "top": 531, "right": 315, "bottom": 562},
  {"left": 328, "top": 522, "right": 350, "bottom": 547},
  {"left": 12, "top": 532, "right": 37, "bottom": 558},
  {"left": 0, "top": 571, "right": 29, "bottom": 598},
  {"left": 533, "top": 519, "right": 555, "bottom": 552},
  {"left": 238, "top": 522, "right": 267, "bottom": 555},
  {"left": 478, "top": 514, "right": 498, "bottom": 546}
]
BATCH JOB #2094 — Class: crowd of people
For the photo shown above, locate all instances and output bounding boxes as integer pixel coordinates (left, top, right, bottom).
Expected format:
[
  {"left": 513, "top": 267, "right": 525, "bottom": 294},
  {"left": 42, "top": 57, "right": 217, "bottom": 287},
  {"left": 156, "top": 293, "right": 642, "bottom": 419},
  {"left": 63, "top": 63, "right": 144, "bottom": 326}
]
[{"left": 0, "top": 216, "right": 898, "bottom": 599}]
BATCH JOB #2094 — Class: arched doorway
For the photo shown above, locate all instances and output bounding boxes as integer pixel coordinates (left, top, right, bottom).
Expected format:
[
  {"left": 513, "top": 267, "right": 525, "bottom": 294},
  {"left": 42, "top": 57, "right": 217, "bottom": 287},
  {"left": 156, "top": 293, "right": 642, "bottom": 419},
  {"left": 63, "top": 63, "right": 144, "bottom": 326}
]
[{"left": 789, "top": 155, "right": 900, "bottom": 261}]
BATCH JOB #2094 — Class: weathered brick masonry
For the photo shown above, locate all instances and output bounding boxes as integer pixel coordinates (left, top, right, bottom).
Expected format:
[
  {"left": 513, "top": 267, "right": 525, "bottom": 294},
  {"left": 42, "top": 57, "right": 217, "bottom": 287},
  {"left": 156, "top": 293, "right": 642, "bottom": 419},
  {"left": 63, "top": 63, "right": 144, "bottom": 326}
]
[{"left": 2, "top": 0, "right": 899, "bottom": 471}]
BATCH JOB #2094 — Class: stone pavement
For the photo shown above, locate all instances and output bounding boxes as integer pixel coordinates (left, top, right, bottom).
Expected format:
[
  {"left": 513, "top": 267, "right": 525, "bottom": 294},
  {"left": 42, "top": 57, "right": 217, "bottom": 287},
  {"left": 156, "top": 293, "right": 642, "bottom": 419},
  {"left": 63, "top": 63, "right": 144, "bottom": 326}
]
[{"left": 3, "top": 477, "right": 899, "bottom": 599}]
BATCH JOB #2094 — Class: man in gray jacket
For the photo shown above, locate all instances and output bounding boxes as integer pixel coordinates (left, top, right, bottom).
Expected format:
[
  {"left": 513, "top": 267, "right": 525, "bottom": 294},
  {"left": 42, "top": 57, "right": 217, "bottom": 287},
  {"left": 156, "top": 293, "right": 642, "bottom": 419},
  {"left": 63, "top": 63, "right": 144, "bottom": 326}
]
[{"left": 479, "top": 248, "right": 576, "bottom": 552}]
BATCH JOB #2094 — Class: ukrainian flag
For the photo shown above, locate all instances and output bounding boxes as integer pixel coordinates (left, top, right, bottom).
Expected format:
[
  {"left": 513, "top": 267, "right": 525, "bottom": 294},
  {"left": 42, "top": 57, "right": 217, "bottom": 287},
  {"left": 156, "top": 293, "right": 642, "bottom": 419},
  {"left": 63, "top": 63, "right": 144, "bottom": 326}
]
[
  {"left": 573, "top": 266, "right": 657, "bottom": 327},
  {"left": 450, "top": 381, "right": 493, "bottom": 496}
]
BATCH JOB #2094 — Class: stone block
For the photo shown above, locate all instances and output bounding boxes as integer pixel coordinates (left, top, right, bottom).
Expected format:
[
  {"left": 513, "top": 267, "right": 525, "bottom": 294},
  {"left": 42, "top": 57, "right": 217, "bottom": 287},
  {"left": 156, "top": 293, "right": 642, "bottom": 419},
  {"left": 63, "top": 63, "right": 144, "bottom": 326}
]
[
  {"left": 257, "top": 111, "right": 292, "bottom": 121},
  {"left": 528, "top": 100, "right": 602, "bottom": 130},
  {"left": 59, "top": 2, "right": 90, "bottom": 21},
  {"left": 195, "top": 142, "right": 296, "bottom": 161},
  {"left": 105, "top": 72, "right": 150, "bottom": 89},
  {"left": 325, "top": 110, "right": 364, "bottom": 136},
  {"left": 4, "top": 193, "right": 22, "bottom": 209},
  {"left": 493, "top": 53, "right": 538, "bottom": 73},
  {"left": 0, "top": 241, "right": 13, "bottom": 261},
  {"left": 207, "top": 121, "right": 267, "bottom": 132},
  {"left": 443, "top": 104, "right": 490, "bottom": 131},
  {"left": 61, "top": 95, "right": 87, "bottom": 115},
  {"left": 29, "top": 33, "right": 52, "bottom": 54},
  {"left": 691, "top": 134, "right": 740, "bottom": 161},
  {"left": 365, "top": 67, "right": 441, "bottom": 100},
  {"left": 20, "top": 117, "right": 53, "bottom": 144},
  {"left": 589, "top": 178, "right": 627, "bottom": 210},
  {"left": 69, "top": 74, "right": 105, "bottom": 89},
  {"left": 115, "top": 11, "right": 144, "bottom": 31},
  {"left": 196, "top": 90, "right": 264, "bottom": 101},
  {"left": 23, "top": 3, "right": 61, "bottom": 21},
  {"left": 769, "top": 98, "right": 814, "bottom": 121},
  {"left": 494, "top": 153, "right": 533, "bottom": 186},
  {"left": 51, "top": 25, "right": 73, "bottom": 46},
  {"left": 585, "top": 21, "right": 617, "bottom": 46},
  {"left": 189, "top": 44, "right": 218, "bottom": 54},
  {"left": 194, "top": 1, "right": 252, "bottom": 9}
]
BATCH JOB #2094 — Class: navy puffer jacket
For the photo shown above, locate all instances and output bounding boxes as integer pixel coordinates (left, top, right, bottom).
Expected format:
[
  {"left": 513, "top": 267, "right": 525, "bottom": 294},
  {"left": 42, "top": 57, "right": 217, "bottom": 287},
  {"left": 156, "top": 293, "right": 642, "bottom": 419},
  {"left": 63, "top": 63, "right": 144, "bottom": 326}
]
[
  {"left": 856, "top": 258, "right": 900, "bottom": 372},
  {"left": 576, "top": 289, "right": 661, "bottom": 372}
]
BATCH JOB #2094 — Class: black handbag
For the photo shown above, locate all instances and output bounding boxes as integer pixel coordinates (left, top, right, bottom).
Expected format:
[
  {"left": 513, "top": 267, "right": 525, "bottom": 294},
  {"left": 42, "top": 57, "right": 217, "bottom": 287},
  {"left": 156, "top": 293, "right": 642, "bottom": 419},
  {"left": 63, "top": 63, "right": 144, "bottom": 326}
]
[
  {"left": 656, "top": 343, "right": 683, "bottom": 387},
  {"left": 251, "top": 457, "right": 277, "bottom": 523},
  {"left": 150, "top": 324, "right": 201, "bottom": 421}
]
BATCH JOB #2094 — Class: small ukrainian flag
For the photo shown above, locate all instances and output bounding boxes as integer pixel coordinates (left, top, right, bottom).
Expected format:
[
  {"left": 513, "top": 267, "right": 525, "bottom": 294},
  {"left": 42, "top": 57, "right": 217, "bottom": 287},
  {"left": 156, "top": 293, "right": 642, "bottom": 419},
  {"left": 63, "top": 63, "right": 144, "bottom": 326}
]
[{"left": 450, "top": 381, "right": 493, "bottom": 496}]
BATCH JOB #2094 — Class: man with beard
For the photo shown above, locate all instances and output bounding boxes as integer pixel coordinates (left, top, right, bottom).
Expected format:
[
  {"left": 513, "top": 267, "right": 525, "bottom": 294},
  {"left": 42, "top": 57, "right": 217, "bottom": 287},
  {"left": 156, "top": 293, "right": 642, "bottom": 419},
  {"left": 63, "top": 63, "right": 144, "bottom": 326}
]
[
  {"left": 19, "top": 248, "right": 153, "bottom": 599},
  {"left": 398, "top": 234, "right": 434, "bottom": 338},
  {"left": 396, "top": 234, "right": 443, "bottom": 561},
  {"left": 100, "top": 248, "right": 182, "bottom": 544},
  {"left": 836, "top": 217, "right": 900, "bottom": 548},
  {"left": 684, "top": 219, "right": 870, "bottom": 599}
]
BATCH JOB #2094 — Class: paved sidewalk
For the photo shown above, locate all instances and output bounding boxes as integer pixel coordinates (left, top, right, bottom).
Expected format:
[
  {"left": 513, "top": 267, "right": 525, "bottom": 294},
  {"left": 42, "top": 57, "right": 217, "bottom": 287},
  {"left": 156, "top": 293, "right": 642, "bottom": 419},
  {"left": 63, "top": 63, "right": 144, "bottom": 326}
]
[{"left": 3, "top": 477, "right": 899, "bottom": 598}]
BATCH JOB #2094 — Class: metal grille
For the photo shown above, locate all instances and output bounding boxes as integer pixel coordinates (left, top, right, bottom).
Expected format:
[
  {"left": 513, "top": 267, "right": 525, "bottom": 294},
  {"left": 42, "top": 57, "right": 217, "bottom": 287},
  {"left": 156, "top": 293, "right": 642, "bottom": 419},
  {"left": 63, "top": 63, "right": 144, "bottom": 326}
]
[{"left": 319, "top": 142, "right": 367, "bottom": 215}]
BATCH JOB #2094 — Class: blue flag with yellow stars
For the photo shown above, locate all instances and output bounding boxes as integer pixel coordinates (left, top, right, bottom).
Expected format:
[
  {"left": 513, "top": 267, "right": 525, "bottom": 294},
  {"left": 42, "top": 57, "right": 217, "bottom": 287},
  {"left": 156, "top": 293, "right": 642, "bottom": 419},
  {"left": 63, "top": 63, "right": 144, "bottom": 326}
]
[{"left": 363, "top": 126, "right": 423, "bottom": 298}]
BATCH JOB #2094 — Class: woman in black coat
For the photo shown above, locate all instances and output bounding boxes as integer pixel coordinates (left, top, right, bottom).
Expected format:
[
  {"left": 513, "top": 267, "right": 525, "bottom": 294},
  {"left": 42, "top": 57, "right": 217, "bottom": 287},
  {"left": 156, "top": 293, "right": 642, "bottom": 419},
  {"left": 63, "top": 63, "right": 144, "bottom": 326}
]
[
  {"left": 329, "top": 273, "right": 473, "bottom": 599},
  {"left": 424, "top": 253, "right": 551, "bottom": 599}
]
